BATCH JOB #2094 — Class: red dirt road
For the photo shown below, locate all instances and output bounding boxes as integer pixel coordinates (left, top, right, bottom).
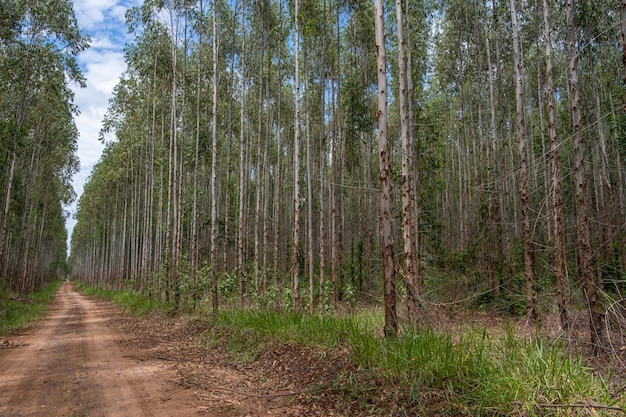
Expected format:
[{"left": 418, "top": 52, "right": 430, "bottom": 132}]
[{"left": 0, "top": 282, "right": 198, "bottom": 417}]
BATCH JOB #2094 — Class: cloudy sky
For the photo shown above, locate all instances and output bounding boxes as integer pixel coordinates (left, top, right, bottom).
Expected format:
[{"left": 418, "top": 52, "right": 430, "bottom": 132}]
[{"left": 67, "top": 0, "right": 140, "bottom": 248}]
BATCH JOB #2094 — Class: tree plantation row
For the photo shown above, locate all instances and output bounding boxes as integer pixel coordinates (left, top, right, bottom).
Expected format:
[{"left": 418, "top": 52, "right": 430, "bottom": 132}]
[
  {"left": 72, "top": 0, "right": 626, "bottom": 349},
  {"left": 3, "top": 0, "right": 626, "bottom": 351},
  {"left": 0, "top": 0, "right": 88, "bottom": 296}
]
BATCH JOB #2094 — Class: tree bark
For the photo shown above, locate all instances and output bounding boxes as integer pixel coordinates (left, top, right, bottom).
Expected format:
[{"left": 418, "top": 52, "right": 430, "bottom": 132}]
[
  {"left": 510, "top": 0, "right": 536, "bottom": 321},
  {"left": 543, "top": 0, "right": 569, "bottom": 332},
  {"left": 210, "top": 0, "right": 219, "bottom": 315},
  {"left": 396, "top": 0, "right": 421, "bottom": 326},
  {"left": 237, "top": 0, "right": 247, "bottom": 308},
  {"left": 291, "top": 0, "right": 302, "bottom": 312},
  {"left": 375, "top": 0, "right": 397, "bottom": 338},
  {"left": 567, "top": 0, "right": 603, "bottom": 353}
]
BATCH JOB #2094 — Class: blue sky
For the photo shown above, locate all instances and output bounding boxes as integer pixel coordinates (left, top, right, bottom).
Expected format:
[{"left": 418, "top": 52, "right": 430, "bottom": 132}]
[{"left": 67, "top": 0, "right": 140, "bottom": 249}]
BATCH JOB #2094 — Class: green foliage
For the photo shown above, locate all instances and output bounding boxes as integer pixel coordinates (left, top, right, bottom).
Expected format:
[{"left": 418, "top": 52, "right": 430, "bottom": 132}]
[
  {"left": 76, "top": 282, "right": 169, "bottom": 316},
  {"left": 0, "top": 280, "right": 61, "bottom": 336},
  {"left": 0, "top": 0, "right": 87, "bottom": 296},
  {"left": 206, "top": 307, "right": 623, "bottom": 415},
  {"left": 217, "top": 271, "right": 238, "bottom": 298}
]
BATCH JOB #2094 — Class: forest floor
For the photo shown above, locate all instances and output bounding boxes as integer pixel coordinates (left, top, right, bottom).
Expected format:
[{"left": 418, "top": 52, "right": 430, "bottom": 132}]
[{"left": 0, "top": 281, "right": 336, "bottom": 417}]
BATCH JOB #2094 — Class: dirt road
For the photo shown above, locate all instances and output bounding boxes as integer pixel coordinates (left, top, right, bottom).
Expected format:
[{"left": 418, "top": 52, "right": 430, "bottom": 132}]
[{"left": 0, "top": 282, "right": 200, "bottom": 417}]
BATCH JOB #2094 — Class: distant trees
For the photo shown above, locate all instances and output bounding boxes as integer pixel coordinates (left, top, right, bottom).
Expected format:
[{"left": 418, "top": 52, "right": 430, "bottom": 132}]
[
  {"left": 69, "top": 0, "right": 626, "bottom": 351},
  {"left": 0, "top": 0, "right": 87, "bottom": 295}
]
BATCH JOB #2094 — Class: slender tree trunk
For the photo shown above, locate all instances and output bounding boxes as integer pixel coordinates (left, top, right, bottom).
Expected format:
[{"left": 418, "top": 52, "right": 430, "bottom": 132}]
[
  {"left": 567, "top": 0, "right": 603, "bottom": 353},
  {"left": 0, "top": 153, "right": 16, "bottom": 280},
  {"left": 396, "top": 0, "right": 421, "bottom": 326},
  {"left": 292, "top": 0, "right": 302, "bottom": 312},
  {"left": 237, "top": 0, "right": 247, "bottom": 308},
  {"left": 191, "top": 0, "right": 204, "bottom": 300},
  {"left": 543, "top": 0, "right": 569, "bottom": 332},
  {"left": 223, "top": 9, "right": 236, "bottom": 272},
  {"left": 484, "top": 1, "right": 503, "bottom": 293},
  {"left": 621, "top": 0, "right": 626, "bottom": 99},
  {"left": 254, "top": 46, "right": 264, "bottom": 298},
  {"left": 304, "top": 57, "right": 315, "bottom": 313},
  {"left": 331, "top": 10, "right": 344, "bottom": 306},
  {"left": 510, "top": 0, "right": 536, "bottom": 321},
  {"left": 210, "top": 0, "right": 219, "bottom": 315},
  {"left": 375, "top": 0, "right": 397, "bottom": 338},
  {"left": 318, "top": 0, "right": 327, "bottom": 307}
]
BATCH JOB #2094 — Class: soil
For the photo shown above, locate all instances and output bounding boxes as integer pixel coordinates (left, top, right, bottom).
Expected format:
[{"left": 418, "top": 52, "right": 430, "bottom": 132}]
[{"left": 0, "top": 282, "right": 341, "bottom": 417}]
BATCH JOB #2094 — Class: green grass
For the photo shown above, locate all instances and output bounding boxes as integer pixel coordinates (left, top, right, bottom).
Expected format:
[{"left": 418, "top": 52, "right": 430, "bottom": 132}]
[
  {"left": 205, "top": 308, "right": 624, "bottom": 416},
  {"left": 75, "top": 282, "right": 169, "bottom": 316},
  {"left": 0, "top": 280, "right": 61, "bottom": 336}
]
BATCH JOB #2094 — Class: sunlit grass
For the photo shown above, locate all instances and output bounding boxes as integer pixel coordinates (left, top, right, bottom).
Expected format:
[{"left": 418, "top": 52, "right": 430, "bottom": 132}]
[
  {"left": 206, "top": 307, "right": 624, "bottom": 416},
  {"left": 0, "top": 280, "right": 61, "bottom": 336},
  {"left": 76, "top": 282, "right": 169, "bottom": 316}
]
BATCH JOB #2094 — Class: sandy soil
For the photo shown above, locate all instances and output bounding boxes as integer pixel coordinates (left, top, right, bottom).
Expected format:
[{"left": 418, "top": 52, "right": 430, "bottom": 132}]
[{"left": 0, "top": 282, "right": 317, "bottom": 417}]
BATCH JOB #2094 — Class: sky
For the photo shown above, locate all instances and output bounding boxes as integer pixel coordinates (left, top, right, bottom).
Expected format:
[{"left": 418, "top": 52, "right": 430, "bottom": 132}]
[{"left": 66, "top": 0, "right": 140, "bottom": 250}]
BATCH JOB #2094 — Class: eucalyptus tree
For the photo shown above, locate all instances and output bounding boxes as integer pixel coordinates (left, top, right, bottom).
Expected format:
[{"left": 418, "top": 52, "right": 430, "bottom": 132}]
[
  {"left": 396, "top": 0, "right": 421, "bottom": 324},
  {"left": 622, "top": 1, "right": 626, "bottom": 87},
  {"left": 0, "top": 0, "right": 87, "bottom": 294},
  {"left": 375, "top": 0, "right": 397, "bottom": 338},
  {"left": 291, "top": 0, "right": 302, "bottom": 312},
  {"left": 236, "top": 0, "right": 247, "bottom": 307},
  {"left": 566, "top": 0, "right": 603, "bottom": 353},
  {"left": 510, "top": 0, "right": 536, "bottom": 320},
  {"left": 543, "top": 0, "right": 568, "bottom": 332},
  {"left": 209, "top": 0, "right": 219, "bottom": 314}
]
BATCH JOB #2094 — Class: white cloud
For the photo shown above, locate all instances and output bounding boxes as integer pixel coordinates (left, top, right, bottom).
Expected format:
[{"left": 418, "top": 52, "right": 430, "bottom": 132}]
[
  {"left": 73, "top": 0, "right": 122, "bottom": 30},
  {"left": 66, "top": 0, "right": 140, "bottom": 251}
]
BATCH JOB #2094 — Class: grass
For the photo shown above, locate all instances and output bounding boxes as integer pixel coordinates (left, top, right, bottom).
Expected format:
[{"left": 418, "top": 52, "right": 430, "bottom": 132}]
[
  {"left": 0, "top": 280, "right": 61, "bottom": 336},
  {"left": 75, "top": 282, "right": 169, "bottom": 316},
  {"left": 205, "top": 308, "right": 625, "bottom": 416}
]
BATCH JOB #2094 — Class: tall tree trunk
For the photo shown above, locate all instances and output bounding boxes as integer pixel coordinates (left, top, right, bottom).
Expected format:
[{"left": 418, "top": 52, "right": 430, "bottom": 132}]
[
  {"left": 621, "top": 0, "right": 626, "bottom": 100},
  {"left": 292, "top": 0, "right": 302, "bottom": 312},
  {"left": 510, "top": 0, "right": 536, "bottom": 321},
  {"left": 484, "top": 1, "right": 504, "bottom": 294},
  {"left": 0, "top": 153, "right": 16, "bottom": 281},
  {"left": 396, "top": 0, "right": 420, "bottom": 326},
  {"left": 191, "top": 0, "right": 204, "bottom": 300},
  {"left": 375, "top": 0, "right": 397, "bottom": 338},
  {"left": 237, "top": 0, "right": 247, "bottom": 308},
  {"left": 254, "top": 46, "right": 265, "bottom": 298},
  {"left": 567, "top": 0, "right": 603, "bottom": 353},
  {"left": 318, "top": 0, "right": 327, "bottom": 307},
  {"left": 210, "top": 0, "right": 219, "bottom": 315},
  {"left": 273, "top": 52, "right": 283, "bottom": 304},
  {"left": 305, "top": 57, "right": 315, "bottom": 313},
  {"left": 543, "top": 0, "right": 569, "bottom": 332},
  {"left": 331, "top": 10, "right": 344, "bottom": 306}
]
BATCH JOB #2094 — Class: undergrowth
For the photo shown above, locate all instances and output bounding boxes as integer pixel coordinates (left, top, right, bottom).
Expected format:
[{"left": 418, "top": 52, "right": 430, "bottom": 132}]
[
  {"left": 205, "top": 308, "right": 625, "bottom": 416},
  {"left": 75, "top": 282, "right": 169, "bottom": 316},
  {"left": 0, "top": 280, "right": 61, "bottom": 336}
]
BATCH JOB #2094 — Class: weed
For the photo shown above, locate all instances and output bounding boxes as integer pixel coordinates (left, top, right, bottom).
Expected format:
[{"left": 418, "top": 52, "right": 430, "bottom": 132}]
[
  {"left": 75, "top": 282, "right": 169, "bottom": 316},
  {"left": 206, "top": 307, "right": 625, "bottom": 416},
  {"left": 0, "top": 281, "right": 60, "bottom": 336}
]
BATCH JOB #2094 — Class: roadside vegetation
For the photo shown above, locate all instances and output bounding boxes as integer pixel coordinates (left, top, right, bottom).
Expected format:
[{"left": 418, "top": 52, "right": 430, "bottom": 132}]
[
  {"left": 75, "top": 282, "right": 170, "bottom": 316},
  {"left": 77, "top": 281, "right": 625, "bottom": 416},
  {"left": 205, "top": 308, "right": 623, "bottom": 416},
  {"left": 0, "top": 280, "right": 61, "bottom": 337}
]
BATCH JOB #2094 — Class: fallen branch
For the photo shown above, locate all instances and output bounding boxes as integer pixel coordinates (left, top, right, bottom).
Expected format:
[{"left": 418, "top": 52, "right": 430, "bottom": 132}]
[
  {"left": 175, "top": 366, "right": 301, "bottom": 399},
  {"left": 532, "top": 402, "right": 624, "bottom": 413},
  {"left": 123, "top": 354, "right": 181, "bottom": 362},
  {"left": 206, "top": 384, "right": 302, "bottom": 399}
]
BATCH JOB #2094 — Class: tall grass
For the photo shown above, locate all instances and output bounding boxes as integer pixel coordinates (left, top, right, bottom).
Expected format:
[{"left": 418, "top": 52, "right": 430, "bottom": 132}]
[
  {"left": 206, "top": 308, "right": 624, "bottom": 416},
  {"left": 0, "top": 280, "right": 61, "bottom": 336},
  {"left": 76, "top": 282, "right": 168, "bottom": 316}
]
